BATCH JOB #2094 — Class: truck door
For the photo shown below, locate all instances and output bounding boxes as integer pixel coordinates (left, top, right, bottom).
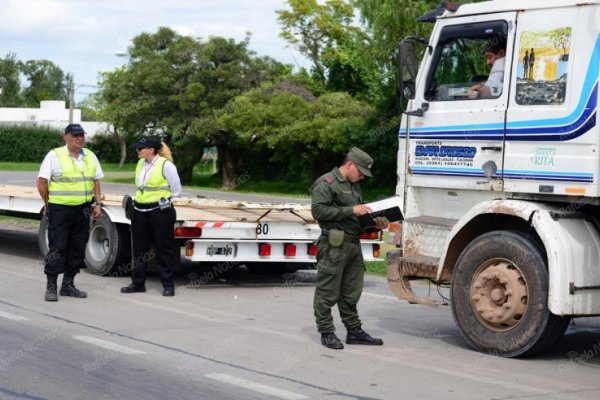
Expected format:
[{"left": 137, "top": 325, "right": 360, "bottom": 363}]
[
  {"left": 504, "top": 7, "right": 597, "bottom": 196},
  {"left": 405, "top": 13, "right": 516, "bottom": 192}
]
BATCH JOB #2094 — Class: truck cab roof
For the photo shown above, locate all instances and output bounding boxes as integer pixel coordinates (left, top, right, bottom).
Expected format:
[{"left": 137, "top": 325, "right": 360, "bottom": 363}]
[{"left": 441, "top": 0, "right": 600, "bottom": 19}]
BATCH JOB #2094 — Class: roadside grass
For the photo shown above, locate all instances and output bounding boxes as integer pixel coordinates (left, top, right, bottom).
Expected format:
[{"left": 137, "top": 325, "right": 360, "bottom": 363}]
[
  {"left": 0, "top": 162, "right": 41, "bottom": 171},
  {"left": 0, "top": 162, "right": 393, "bottom": 199},
  {"left": 364, "top": 232, "right": 397, "bottom": 277},
  {"left": 365, "top": 261, "right": 387, "bottom": 277},
  {"left": 0, "top": 162, "right": 137, "bottom": 172},
  {"left": 0, "top": 214, "right": 23, "bottom": 221}
]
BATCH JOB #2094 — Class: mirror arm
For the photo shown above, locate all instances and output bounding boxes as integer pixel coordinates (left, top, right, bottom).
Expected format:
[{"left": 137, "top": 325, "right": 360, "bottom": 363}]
[
  {"left": 403, "top": 102, "right": 429, "bottom": 117},
  {"left": 404, "top": 109, "right": 424, "bottom": 117}
]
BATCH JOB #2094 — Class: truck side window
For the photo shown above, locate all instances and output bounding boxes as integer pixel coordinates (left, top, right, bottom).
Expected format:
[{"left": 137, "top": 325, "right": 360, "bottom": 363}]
[{"left": 424, "top": 21, "right": 508, "bottom": 102}]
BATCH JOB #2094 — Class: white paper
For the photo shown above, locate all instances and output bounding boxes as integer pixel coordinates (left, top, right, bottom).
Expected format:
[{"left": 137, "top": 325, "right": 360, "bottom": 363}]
[{"left": 365, "top": 196, "right": 402, "bottom": 213}]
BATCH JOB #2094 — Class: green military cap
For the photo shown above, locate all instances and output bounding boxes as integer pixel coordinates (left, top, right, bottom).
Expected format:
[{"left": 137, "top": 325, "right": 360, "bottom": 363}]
[{"left": 347, "top": 147, "right": 373, "bottom": 177}]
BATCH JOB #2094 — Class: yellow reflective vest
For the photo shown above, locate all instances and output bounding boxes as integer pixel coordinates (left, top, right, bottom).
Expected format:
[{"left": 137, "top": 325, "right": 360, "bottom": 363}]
[
  {"left": 48, "top": 147, "right": 97, "bottom": 206},
  {"left": 135, "top": 156, "right": 171, "bottom": 203}
]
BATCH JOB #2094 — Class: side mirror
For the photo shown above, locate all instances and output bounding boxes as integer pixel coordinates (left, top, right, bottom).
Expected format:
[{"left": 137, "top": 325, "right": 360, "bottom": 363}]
[{"left": 398, "top": 40, "right": 417, "bottom": 106}]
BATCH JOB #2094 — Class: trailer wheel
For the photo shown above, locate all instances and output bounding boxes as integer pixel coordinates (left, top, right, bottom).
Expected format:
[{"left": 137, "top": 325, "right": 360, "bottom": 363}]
[
  {"left": 38, "top": 214, "right": 50, "bottom": 257},
  {"left": 450, "top": 230, "right": 570, "bottom": 357},
  {"left": 85, "top": 213, "right": 131, "bottom": 276}
]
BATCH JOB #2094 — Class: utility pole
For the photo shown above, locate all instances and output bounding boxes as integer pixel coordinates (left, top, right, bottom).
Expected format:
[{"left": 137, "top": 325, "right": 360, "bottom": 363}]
[{"left": 68, "top": 81, "right": 75, "bottom": 123}]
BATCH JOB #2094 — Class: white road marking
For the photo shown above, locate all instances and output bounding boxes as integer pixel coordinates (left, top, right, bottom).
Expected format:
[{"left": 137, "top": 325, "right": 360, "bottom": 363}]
[
  {"left": 362, "top": 291, "right": 399, "bottom": 301},
  {"left": 0, "top": 310, "right": 29, "bottom": 321},
  {"left": 97, "top": 292, "right": 309, "bottom": 342},
  {"left": 205, "top": 373, "right": 308, "bottom": 400},
  {"left": 96, "top": 291, "right": 550, "bottom": 395},
  {"left": 72, "top": 335, "right": 146, "bottom": 355}
]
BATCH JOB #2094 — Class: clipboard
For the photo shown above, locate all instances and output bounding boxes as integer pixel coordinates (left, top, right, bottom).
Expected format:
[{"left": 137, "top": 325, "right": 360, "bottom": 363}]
[{"left": 357, "top": 196, "right": 404, "bottom": 230}]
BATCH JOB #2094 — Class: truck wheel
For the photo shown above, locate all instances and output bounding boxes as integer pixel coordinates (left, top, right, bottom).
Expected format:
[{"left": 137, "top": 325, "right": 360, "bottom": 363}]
[
  {"left": 450, "top": 230, "right": 570, "bottom": 357},
  {"left": 85, "top": 213, "right": 131, "bottom": 276},
  {"left": 38, "top": 215, "right": 50, "bottom": 257}
]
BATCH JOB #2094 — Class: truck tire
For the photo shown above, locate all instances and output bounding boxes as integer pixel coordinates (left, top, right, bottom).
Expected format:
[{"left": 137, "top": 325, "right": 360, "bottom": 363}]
[
  {"left": 450, "top": 230, "right": 570, "bottom": 357},
  {"left": 38, "top": 215, "right": 50, "bottom": 258},
  {"left": 38, "top": 213, "right": 131, "bottom": 276},
  {"left": 85, "top": 213, "right": 131, "bottom": 276}
]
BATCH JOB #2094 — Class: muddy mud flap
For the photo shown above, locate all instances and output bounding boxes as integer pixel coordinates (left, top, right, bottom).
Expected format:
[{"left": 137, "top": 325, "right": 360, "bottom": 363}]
[{"left": 387, "top": 249, "right": 446, "bottom": 306}]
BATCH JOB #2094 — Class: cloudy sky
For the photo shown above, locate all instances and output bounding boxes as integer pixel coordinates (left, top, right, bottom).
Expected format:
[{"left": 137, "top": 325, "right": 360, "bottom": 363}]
[{"left": 0, "top": 0, "right": 309, "bottom": 100}]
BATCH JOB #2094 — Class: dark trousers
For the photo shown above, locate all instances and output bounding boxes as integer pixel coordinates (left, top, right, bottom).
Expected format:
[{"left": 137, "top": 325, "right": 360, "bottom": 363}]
[
  {"left": 131, "top": 207, "right": 176, "bottom": 288},
  {"left": 44, "top": 203, "right": 91, "bottom": 277},
  {"left": 313, "top": 238, "right": 364, "bottom": 333}
]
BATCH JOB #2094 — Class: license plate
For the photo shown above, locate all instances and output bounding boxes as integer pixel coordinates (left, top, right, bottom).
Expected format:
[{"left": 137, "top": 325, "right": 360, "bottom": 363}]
[{"left": 206, "top": 244, "right": 235, "bottom": 257}]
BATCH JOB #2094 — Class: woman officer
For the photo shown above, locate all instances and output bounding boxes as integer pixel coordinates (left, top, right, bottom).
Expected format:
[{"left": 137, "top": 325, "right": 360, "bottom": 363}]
[{"left": 121, "top": 136, "right": 182, "bottom": 296}]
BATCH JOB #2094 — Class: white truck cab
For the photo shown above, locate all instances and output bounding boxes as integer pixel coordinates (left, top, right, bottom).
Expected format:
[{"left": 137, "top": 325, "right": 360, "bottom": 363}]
[{"left": 390, "top": 0, "right": 600, "bottom": 356}]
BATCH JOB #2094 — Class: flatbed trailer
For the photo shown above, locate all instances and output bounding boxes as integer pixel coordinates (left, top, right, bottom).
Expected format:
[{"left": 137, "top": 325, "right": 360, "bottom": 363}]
[{"left": 0, "top": 184, "right": 382, "bottom": 275}]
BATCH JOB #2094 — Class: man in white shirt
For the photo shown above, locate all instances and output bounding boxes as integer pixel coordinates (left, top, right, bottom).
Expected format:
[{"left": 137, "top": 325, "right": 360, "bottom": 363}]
[
  {"left": 470, "top": 39, "right": 506, "bottom": 99},
  {"left": 37, "top": 124, "right": 104, "bottom": 301}
]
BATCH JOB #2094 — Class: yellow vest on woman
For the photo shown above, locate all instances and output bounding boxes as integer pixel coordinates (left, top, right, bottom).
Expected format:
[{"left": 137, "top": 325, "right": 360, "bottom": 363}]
[
  {"left": 135, "top": 156, "right": 171, "bottom": 203},
  {"left": 48, "top": 147, "right": 96, "bottom": 206}
]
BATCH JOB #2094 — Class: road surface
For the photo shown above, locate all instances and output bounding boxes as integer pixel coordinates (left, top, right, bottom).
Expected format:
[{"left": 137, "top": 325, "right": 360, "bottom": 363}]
[{"left": 0, "top": 221, "right": 599, "bottom": 400}]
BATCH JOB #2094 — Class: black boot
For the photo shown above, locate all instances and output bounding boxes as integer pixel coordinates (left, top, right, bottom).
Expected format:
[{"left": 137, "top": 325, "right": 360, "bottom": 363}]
[
  {"left": 60, "top": 275, "right": 87, "bottom": 298},
  {"left": 321, "top": 332, "right": 344, "bottom": 350},
  {"left": 346, "top": 329, "right": 383, "bottom": 345},
  {"left": 162, "top": 286, "right": 175, "bottom": 296},
  {"left": 121, "top": 283, "right": 146, "bottom": 293},
  {"left": 45, "top": 275, "right": 58, "bottom": 302}
]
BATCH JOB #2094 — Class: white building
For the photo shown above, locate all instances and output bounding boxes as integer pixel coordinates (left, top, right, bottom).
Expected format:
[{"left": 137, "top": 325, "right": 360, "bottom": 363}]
[{"left": 0, "top": 100, "right": 111, "bottom": 137}]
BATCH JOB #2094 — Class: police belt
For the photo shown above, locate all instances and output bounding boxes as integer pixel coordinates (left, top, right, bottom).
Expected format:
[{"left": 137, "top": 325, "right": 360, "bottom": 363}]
[
  {"left": 320, "top": 229, "right": 360, "bottom": 244},
  {"left": 133, "top": 198, "right": 172, "bottom": 210}
]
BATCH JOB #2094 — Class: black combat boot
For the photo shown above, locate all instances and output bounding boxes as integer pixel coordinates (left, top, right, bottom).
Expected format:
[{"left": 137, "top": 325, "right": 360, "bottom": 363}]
[
  {"left": 120, "top": 283, "right": 146, "bottom": 293},
  {"left": 45, "top": 274, "right": 58, "bottom": 302},
  {"left": 321, "top": 332, "right": 344, "bottom": 350},
  {"left": 60, "top": 275, "right": 87, "bottom": 298},
  {"left": 346, "top": 328, "right": 383, "bottom": 345}
]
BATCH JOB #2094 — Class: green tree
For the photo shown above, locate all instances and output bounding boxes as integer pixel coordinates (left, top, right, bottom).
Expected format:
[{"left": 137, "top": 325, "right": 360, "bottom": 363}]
[
  {"left": 78, "top": 93, "right": 102, "bottom": 121},
  {"left": 220, "top": 82, "right": 374, "bottom": 182},
  {"left": 98, "top": 28, "right": 287, "bottom": 185},
  {"left": 277, "top": 0, "right": 380, "bottom": 100},
  {"left": 20, "top": 59, "right": 71, "bottom": 107},
  {"left": 0, "top": 53, "right": 23, "bottom": 107},
  {"left": 351, "top": 1, "right": 439, "bottom": 69},
  {"left": 97, "top": 66, "right": 139, "bottom": 166},
  {"left": 277, "top": 0, "right": 404, "bottom": 189}
]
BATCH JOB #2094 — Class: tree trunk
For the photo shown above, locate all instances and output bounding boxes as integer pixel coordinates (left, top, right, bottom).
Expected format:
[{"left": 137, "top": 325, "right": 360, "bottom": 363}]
[
  {"left": 221, "top": 146, "right": 238, "bottom": 190},
  {"left": 178, "top": 164, "right": 193, "bottom": 185},
  {"left": 172, "top": 133, "right": 203, "bottom": 185},
  {"left": 112, "top": 127, "right": 127, "bottom": 167}
]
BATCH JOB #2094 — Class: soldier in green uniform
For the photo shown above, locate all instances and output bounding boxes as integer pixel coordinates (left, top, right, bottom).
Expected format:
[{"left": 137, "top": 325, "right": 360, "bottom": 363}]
[{"left": 311, "top": 147, "right": 387, "bottom": 349}]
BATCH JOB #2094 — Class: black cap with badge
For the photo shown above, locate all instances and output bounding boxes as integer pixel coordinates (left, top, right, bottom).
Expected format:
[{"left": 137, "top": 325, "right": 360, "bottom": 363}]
[
  {"left": 135, "top": 136, "right": 162, "bottom": 150},
  {"left": 65, "top": 124, "right": 85, "bottom": 135}
]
